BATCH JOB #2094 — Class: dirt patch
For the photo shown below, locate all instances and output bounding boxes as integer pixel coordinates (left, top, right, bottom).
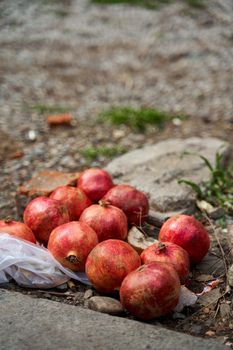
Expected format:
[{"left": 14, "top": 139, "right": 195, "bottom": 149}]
[{"left": 0, "top": 129, "right": 22, "bottom": 163}]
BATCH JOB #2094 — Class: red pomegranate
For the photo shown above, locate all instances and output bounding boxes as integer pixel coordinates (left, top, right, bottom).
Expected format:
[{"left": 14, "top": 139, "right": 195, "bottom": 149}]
[
  {"left": 77, "top": 168, "right": 114, "bottom": 203},
  {"left": 141, "top": 241, "right": 190, "bottom": 284},
  {"left": 48, "top": 221, "right": 98, "bottom": 271},
  {"left": 50, "top": 186, "right": 91, "bottom": 220},
  {"left": 85, "top": 239, "right": 141, "bottom": 293},
  {"left": 0, "top": 218, "right": 36, "bottom": 243},
  {"left": 103, "top": 184, "right": 149, "bottom": 226},
  {"left": 159, "top": 214, "right": 210, "bottom": 264},
  {"left": 23, "top": 196, "right": 70, "bottom": 244},
  {"left": 120, "top": 262, "right": 181, "bottom": 320},
  {"left": 79, "top": 201, "right": 128, "bottom": 242}
]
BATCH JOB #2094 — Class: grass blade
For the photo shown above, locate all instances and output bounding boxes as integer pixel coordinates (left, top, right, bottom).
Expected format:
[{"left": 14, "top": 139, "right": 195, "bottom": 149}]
[
  {"left": 199, "top": 155, "right": 213, "bottom": 172},
  {"left": 178, "top": 179, "right": 203, "bottom": 197}
]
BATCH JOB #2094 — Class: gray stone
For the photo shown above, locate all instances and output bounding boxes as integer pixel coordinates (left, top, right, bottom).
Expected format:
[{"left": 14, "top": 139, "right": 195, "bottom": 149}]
[
  {"left": 88, "top": 296, "right": 124, "bottom": 316},
  {"left": 196, "top": 201, "right": 226, "bottom": 220},
  {"left": 105, "top": 138, "right": 230, "bottom": 214},
  {"left": 225, "top": 341, "right": 233, "bottom": 347},
  {"left": 56, "top": 283, "right": 68, "bottom": 292},
  {"left": 147, "top": 208, "right": 193, "bottom": 227},
  {"left": 0, "top": 289, "right": 226, "bottom": 350},
  {"left": 174, "top": 286, "right": 197, "bottom": 312},
  {"left": 209, "top": 207, "right": 226, "bottom": 220},
  {"left": 172, "top": 312, "right": 186, "bottom": 320}
]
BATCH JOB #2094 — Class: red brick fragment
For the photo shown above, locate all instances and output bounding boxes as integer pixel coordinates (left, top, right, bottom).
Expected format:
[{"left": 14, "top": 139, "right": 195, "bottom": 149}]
[
  {"left": 16, "top": 171, "right": 80, "bottom": 218},
  {"left": 47, "top": 114, "right": 73, "bottom": 126},
  {"left": 10, "top": 150, "right": 24, "bottom": 159}
]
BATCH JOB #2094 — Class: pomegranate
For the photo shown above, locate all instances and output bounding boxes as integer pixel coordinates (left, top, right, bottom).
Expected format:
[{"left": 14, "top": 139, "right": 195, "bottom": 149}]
[
  {"left": 77, "top": 168, "right": 114, "bottom": 203},
  {"left": 48, "top": 221, "right": 98, "bottom": 272},
  {"left": 0, "top": 218, "right": 36, "bottom": 243},
  {"left": 23, "top": 196, "right": 70, "bottom": 244},
  {"left": 79, "top": 201, "right": 128, "bottom": 242},
  {"left": 159, "top": 214, "right": 210, "bottom": 264},
  {"left": 141, "top": 241, "right": 189, "bottom": 284},
  {"left": 103, "top": 184, "right": 149, "bottom": 226},
  {"left": 50, "top": 186, "right": 91, "bottom": 220},
  {"left": 120, "top": 262, "right": 180, "bottom": 320},
  {"left": 85, "top": 239, "right": 141, "bottom": 293}
]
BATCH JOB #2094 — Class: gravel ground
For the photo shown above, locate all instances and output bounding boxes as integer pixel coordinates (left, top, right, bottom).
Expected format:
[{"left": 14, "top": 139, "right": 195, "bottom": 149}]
[
  {"left": 0, "top": 0, "right": 233, "bottom": 344},
  {"left": 0, "top": 0, "right": 233, "bottom": 217}
]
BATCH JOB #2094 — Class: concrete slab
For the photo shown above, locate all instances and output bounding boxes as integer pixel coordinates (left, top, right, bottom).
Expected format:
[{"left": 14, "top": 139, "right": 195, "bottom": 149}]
[
  {"left": 105, "top": 137, "right": 230, "bottom": 213},
  {"left": 0, "top": 289, "right": 227, "bottom": 350}
]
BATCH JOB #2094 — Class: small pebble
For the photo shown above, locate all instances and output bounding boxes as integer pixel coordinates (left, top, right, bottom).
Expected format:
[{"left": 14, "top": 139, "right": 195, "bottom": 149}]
[
  {"left": 203, "top": 307, "right": 210, "bottom": 314},
  {"left": 28, "top": 130, "right": 37, "bottom": 141},
  {"left": 225, "top": 342, "right": 233, "bottom": 347},
  {"left": 205, "top": 331, "right": 215, "bottom": 337},
  {"left": 84, "top": 289, "right": 93, "bottom": 300},
  {"left": 172, "top": 312, "right": 186, "bottom": 320},
  {"left": 172, "top": 118, "right": 182, "bottom": 126},
  {"left": 88, "top": 296, "right": 124, "bottom": 316},
  {"left": 56, "top": 283, "right": 68, "bottom": 292},
  {"left": 209, "top": 207, "right": 225, "bottom": 220},
  {"left": 113, "top": 130, "right": 125, "bottom": 139}
]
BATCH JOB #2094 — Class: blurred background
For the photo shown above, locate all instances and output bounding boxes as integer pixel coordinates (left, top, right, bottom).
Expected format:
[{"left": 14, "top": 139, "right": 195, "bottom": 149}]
[{"left": 0, "top": 0, "right": 232, "bottom": 216}]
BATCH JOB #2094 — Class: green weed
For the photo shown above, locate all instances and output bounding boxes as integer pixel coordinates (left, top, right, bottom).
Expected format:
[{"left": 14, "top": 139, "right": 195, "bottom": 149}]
[
  {"left": 178, "top": 151, "right": 233, "bottom": 214},
  {"left": 91, "top": 0, "right": 204, "bottom": 9},
  {"left": 215, "top": 217, "right": 227, "bottom": 229},
  {"left": 186, "top": 0, "right": 204, "bottom": 8},
  {"left": 53, "top": 9, "right": 70, "bottom": 17},
  {"left": 90, "top": 0, "right": 169, "bottom": 9},
  {"left": 98, "top": 106, "right": 184, "bottom": 131},
  {"left": 81, "top": 145, "right": 126, "bottom": 160},
  {"left": 31, "top": 104, "right": 71, "bottom": 114}
]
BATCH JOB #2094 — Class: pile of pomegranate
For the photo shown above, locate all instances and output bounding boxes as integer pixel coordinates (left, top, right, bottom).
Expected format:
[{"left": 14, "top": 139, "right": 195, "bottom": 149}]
[{"left": 0, "top": 167, "right": 210, "bottom": 321}]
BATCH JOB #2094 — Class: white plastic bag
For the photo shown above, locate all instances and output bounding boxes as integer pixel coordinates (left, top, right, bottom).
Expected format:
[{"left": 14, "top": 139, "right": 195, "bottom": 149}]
[{"left": 0, "top": 233, "right": 91, "bottom": 288}]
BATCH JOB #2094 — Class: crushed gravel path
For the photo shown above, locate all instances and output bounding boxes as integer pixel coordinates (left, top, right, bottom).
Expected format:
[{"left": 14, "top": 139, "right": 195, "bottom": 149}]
[{"left": 0, "top": 0, "right": 233, "bottom": 214}]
